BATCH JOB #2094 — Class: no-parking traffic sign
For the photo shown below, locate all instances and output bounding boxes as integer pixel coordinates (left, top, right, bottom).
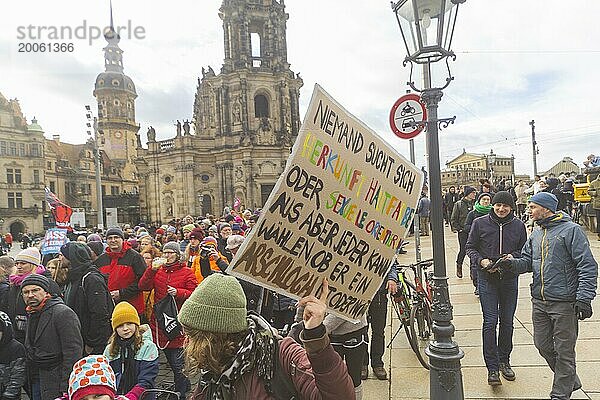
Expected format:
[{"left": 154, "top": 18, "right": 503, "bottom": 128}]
[{"left": 389, "top": 93, "right": 427, "bottom": 139}]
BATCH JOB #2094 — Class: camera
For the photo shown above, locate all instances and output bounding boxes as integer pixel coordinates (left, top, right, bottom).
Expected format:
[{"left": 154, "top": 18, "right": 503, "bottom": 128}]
[{"left": 200, "top": 246, "right": 212, "bottom": 257}]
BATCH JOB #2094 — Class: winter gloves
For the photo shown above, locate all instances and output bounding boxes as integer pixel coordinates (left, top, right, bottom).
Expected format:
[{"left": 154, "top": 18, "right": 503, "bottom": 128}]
[{"left": 574, "top": 301, "right": 593, "bottom": 320}]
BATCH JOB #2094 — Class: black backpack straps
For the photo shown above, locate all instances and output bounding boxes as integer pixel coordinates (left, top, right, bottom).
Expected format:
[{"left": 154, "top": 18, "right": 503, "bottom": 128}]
[{"left": 267, "top": 337, "right": 298, "bottom": 400}]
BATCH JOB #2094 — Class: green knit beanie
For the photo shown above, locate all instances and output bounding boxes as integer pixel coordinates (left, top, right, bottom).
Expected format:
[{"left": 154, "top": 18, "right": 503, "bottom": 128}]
[{"left": 178, "top": 274, "right": 248, "bottom": 333}]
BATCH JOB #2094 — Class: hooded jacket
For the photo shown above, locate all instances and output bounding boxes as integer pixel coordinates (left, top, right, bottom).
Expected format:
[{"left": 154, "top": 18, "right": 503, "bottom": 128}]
[
  {"left": 0, "top": 311, "right": 26, "bottom": 399},
  {"left": 96, "top": 242, "right": 147, "bottom": 314},
  {"left": 104, "top": 325, "right": 159, "bottom": 397},
  {"left": 64, "top": 242, "right": 113, "bottom": 353},
  {"left": 512, "top": 212, "right": 598, "bottom": 303},
  {"left": 138, "top": 261, "right": 197, "bottom": 348},
  {"left": 450, "top": 198, "right": 474, "bottom": 232}
]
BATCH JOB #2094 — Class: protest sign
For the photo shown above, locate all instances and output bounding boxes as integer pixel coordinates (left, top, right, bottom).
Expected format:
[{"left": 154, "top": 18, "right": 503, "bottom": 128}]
[
  {"left": 40, "top": 228, "right": 69, "bottom": 255},
  {"left": 227, "top": 84, "right": 424, "bottom": 321}
]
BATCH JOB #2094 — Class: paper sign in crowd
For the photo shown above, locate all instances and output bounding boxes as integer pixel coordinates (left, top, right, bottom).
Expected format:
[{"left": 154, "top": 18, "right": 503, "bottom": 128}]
[{"left": 227, "top": 85, "right": 424, "bottom": 321}]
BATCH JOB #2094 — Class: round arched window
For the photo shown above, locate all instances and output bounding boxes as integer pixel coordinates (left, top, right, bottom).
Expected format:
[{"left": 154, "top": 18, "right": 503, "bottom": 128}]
[{"left": 254, "top": 94, "right": 269, "bottom": 118}]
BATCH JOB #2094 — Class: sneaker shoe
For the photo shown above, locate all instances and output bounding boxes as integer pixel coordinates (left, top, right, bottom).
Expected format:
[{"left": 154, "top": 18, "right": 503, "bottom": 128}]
[
  {"left": 361, "top": 365, "right": 369, "bottom": 380},
  {"left": 488, "top": 370, "right": 502, "bottom": 386},
  {"left": 456, "top": 265, "right": 463, "bottom": 278},
  {"left": 499, "top": 363, "right": 515, "bottom": 381},
  {"left": 373, "top": 366, "right": 388, "bottom": 380}
]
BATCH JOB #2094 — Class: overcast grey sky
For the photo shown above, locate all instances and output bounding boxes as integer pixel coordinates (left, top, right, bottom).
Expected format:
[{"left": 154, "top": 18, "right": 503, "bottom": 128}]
[{"left": 2, "top": 0, "right": 599, "bottom": 176}]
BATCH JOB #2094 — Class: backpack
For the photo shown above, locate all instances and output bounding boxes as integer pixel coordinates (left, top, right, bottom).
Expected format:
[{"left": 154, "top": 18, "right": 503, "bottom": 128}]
[
  {"left": 82, "top": 270, "right": 115, "bottom": 317},
  {"left": 266, "top": 337, "right": 298, "bottom": 400}
]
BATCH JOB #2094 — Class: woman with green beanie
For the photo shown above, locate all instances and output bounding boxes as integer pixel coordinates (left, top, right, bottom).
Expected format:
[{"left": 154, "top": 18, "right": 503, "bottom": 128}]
[
  {"left": 464, "top": 192, "right": 493, "bottom": 295},
  {"left": 178, "top": 274, "right": 355, "bottom": 399}
]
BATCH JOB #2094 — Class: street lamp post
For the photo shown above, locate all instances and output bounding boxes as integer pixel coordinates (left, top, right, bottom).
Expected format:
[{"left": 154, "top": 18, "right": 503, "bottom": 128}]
[
  {"left": 85, "top": 105, "right": 104, "bottom": 230},
  {"left": 487, "top": 150, "right": 496, "bottom": 185},
  {"left": 391, "top": 1, "right": 465, "bottom": 398},
  {"left": 197, "top": 193, "right": 204, "bottom": 216}
]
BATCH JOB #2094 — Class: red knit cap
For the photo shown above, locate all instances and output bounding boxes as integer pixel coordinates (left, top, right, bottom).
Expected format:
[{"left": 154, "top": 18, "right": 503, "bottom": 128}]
[{"left": 72, "top": 385, "right": 115, "bottom": 400}]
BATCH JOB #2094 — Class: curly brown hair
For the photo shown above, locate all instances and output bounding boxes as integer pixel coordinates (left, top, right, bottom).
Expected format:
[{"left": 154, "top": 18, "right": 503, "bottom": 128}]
[
  {"left": 182, "top": 325, "right": 247, "bottom": 375},
  {"left": 107, "top": 324, "right": 145, "bottom": 358}
]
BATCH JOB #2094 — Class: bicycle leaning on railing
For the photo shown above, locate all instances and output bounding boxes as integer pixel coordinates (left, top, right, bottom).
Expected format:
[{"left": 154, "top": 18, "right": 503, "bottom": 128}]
[{"left": 387, "top": 258, "right": 434, "bottom": 370}]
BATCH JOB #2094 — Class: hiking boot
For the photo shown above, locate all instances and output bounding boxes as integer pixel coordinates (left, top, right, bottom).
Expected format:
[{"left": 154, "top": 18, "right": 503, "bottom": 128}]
[
  {"left": 488, "top": 370, "right": 502, "bottom": 386},
  {"left": 373, "top": 366, "right": 387, "bottom": 380},
  {"left": 499, "top": 363, "right": 515, "bottom": 381},
  {"left": 361, "top": 365, "right": 369, "bottom": 380},
  {"left": 456, "top": 264, "right": 463, "bottom": 278}
]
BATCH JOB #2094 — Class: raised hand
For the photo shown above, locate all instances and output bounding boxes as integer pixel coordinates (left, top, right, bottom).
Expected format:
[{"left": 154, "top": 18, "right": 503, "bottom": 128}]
[{"left": 299, "top": 278, "right": 329, "bottom": 330}]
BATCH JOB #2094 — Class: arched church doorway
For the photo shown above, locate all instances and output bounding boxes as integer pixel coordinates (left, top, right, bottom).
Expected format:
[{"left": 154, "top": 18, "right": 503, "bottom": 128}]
[{"left": 9, "top": 221, "right": 26, "bottom": 241}]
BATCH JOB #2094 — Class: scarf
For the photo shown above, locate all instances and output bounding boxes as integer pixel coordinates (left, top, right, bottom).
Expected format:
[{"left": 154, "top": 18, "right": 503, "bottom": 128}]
[
  {"left": 200, "top": 313, "right": 276, "bottom": 400},
  {"left": 9, "top": 265, "right": 46, "bottom": 287},
  {"left": 474, "top": 202, "right": 492, "bottom": 214},
  {"left": 25, "top": 294, "right": 51, "bottom": 314},
  {"left": 490, "top": 209, "right": 515, "bottom": 225},
  {"left": 116, "top": 336, "right": 138, "bottom": 394}
]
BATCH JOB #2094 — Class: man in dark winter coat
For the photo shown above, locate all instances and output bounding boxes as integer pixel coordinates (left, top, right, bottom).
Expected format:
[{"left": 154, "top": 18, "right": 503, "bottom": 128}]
[
  {"left": 22, "top": 274, "right": 83, "bottom": 400},
  {"left": 59, "top": 242, "right": 113, "bottom": 354},
  {"left": 466, "top": 191, "right": 527, "bottom": 386},
  {"left": 451, "top": 186, "right": 477, "bottom": 278},
  {"left": 0, "top": 248, "right": 61, "bottom": 344},
  {"left": 0, "top": 310, "right": 26, "bottom": 399},
  {"left": 507, "top": 192, "right": 598, "bottom": 400},
  {"left": 444, "top": 186, "right": 459, "bottom": 225},
  {"left": 95, "top": 227, "right": 147, "bottom": 316}
]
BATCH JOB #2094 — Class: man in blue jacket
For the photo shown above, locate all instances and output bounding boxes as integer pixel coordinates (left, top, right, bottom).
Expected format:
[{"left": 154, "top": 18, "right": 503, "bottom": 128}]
[
  {"left": 506, "top": 192, "right": 598, "bottom": 400},
  {"left": 466, "top": 191, "right": 527, "bottom": 386}
]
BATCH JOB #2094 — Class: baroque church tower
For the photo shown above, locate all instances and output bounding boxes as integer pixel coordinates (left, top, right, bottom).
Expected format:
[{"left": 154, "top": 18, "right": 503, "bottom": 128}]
[
  {"left": 93, "top": 6, "right": 140, "bottom": 192},
  {"left": 137, "top": 0, "right": 302, "bottom": 223},
  {"left": 193, "top": 0, "right": 303, "bottom": 144}
]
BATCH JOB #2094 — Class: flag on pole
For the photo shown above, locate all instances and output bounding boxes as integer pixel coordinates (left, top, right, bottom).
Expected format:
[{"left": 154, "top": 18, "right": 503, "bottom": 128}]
[{"left": 45, "top": 187, "right": 73, "bottom": 230}]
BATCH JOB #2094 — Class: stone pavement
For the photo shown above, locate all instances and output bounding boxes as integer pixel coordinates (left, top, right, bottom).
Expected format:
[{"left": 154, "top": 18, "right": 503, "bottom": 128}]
[{"left": 362, "top": 225, "right": 600, "bottom": 400}]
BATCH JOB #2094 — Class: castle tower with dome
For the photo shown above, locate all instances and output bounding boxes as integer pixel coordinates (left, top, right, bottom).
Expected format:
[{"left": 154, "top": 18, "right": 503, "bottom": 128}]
[{"left": 93, "top": 6, "right": 140, "bottom": 193}]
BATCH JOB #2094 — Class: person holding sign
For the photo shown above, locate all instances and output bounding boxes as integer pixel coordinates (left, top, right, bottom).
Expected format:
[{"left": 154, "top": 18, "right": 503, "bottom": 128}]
[{"left": 179, "top": 275, "right": 355, "bottom": 400}]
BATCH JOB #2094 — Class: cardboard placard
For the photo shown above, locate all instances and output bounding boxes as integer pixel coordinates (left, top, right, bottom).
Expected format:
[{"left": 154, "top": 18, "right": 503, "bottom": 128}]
[{"left": 227, "top": 84, "right": 424, "bottom": 321}]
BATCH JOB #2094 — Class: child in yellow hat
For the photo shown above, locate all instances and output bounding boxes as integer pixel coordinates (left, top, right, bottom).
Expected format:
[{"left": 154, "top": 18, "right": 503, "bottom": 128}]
[{"left": 103, "top": 302, "right": 159, "bottom": 398}]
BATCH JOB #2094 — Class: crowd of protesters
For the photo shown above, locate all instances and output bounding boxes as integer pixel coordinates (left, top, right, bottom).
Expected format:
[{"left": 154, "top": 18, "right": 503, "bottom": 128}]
[{"left": 0, "top": 206, "right": 411, "bottom": 400}]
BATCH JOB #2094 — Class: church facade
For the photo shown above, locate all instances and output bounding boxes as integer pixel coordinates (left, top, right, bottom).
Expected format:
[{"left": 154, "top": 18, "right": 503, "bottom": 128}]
[{"left": 136, "top": 0, "right": 303, "bottom": 222}]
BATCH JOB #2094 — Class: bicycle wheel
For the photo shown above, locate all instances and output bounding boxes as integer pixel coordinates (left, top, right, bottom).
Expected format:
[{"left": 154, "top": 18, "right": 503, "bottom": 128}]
[
  {"left": 409, "top": 300, "right": 432, "bottom": 370},
  {"left": 388, "top": 293, "right": 413, "bottom": 348}
]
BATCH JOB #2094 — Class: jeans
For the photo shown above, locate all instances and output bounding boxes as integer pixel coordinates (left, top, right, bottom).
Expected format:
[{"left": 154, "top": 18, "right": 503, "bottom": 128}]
[
  {"left": 478, "top": 276, "right": 518, "bottom": 372},
  {"left": 532, "top": 298, "right": 581, "bottom": 400},
  {"left": 31, "top": 379, "right": 41, "bottom": 400},
  {"left": 163, "top": 347, "right": 190, "bottom": 398},
  {"left": 456, "top": 230, "right": 469, "bottom": 266},
  {"left": 363, "top": 292, "right": 387, "bottom": 368}
]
